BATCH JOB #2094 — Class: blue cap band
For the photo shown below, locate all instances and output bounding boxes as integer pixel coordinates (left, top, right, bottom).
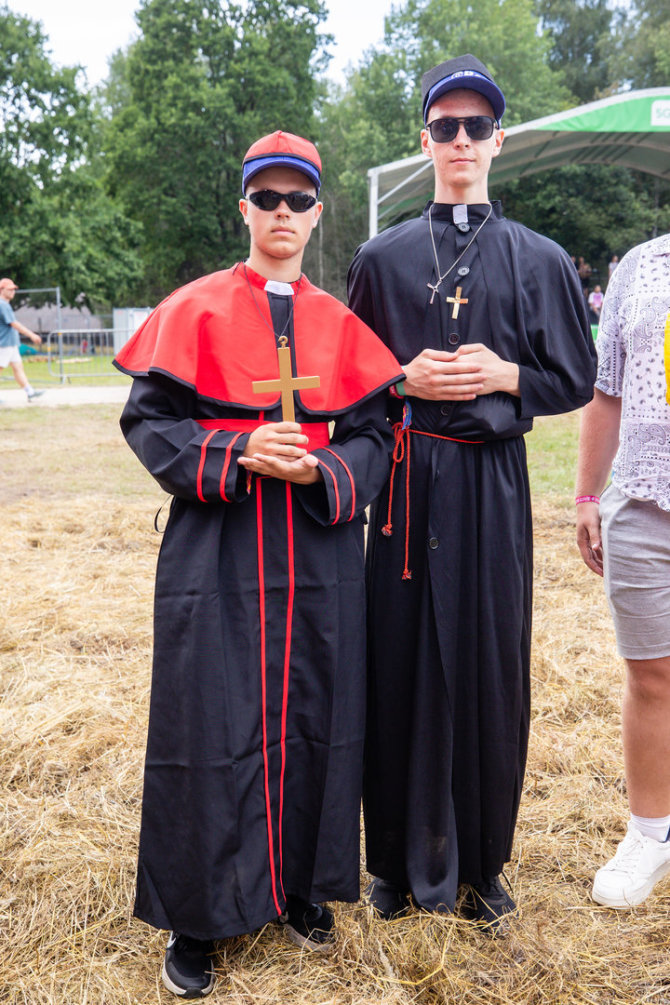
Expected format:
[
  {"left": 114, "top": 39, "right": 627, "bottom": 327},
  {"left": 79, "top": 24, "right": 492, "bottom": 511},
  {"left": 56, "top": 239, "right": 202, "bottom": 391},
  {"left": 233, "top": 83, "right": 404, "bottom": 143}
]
[{"left": 242, "top": 155, "right": 321, "bottom": 195}]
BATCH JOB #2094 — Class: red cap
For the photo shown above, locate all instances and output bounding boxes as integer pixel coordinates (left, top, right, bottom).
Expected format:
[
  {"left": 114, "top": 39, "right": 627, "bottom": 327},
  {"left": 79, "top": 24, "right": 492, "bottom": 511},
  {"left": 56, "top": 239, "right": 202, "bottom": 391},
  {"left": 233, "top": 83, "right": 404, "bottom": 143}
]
[
  {"left": 242, "top": 130, "right": 321, "bottom": 194},
  {"left": 0, "top": 277, "right": 18, "bottom": 290}
]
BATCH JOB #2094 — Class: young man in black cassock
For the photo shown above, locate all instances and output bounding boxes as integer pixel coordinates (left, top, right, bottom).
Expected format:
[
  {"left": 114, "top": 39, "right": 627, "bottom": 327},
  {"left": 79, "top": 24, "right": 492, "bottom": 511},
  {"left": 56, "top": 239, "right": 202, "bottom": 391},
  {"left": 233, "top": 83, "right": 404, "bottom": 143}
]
[
  {"left": 347, "top": 55, "right": 597, "bottom": 929},
  {"left": 115, "top": 131, "right": 402, "bottom": 997}
]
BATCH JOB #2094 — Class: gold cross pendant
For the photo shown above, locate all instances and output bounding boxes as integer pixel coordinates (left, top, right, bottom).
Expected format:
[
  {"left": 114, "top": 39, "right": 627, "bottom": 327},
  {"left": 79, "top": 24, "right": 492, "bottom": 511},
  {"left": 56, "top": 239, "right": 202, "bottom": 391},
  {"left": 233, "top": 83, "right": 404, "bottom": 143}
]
[
  {"left": 252, "top": 336, "right": 320, "bottom": 422},
  {"left": 446, "top": 286, "right": 469, "bottom": 319}
]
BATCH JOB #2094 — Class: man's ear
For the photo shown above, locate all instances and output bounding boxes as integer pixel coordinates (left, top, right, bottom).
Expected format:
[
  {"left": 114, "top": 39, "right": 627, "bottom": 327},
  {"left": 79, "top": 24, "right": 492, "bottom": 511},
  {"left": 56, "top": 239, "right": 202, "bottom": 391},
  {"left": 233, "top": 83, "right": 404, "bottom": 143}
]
[
  {"left": 420, "top": 128, "right": 434, "bottom": 161},
  {"left": 492, "top": 129, "right": 504, "bottom": 159},
  {"left": 239, "top": 197, "right": 250, "bottom": 226}
]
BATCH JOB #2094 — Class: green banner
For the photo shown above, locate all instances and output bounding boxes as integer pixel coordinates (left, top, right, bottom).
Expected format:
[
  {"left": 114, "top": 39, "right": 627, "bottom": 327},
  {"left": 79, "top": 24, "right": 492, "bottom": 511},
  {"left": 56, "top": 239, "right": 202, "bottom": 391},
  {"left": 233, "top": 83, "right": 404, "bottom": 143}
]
[{"left": 537, "top": 95, "right": 670, "bottom": 133}]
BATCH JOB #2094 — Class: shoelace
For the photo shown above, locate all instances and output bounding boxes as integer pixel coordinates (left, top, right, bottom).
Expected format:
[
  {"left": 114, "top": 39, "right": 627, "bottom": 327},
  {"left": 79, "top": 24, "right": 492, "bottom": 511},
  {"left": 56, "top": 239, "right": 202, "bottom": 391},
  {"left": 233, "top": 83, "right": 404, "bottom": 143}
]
[{"left": 610, "top": 830, "right": 645, "bottom": 869}]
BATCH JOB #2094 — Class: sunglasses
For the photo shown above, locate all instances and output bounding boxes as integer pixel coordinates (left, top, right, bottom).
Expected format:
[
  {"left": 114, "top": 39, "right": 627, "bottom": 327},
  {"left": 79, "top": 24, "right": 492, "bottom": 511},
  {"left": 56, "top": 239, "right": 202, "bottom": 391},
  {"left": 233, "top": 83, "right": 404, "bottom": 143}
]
[
  {"left": 426, "top": 116, "right": 498, "bottom": 143},
  {"left": 247, "top": 189, "right": 317, "bottom": 213}
]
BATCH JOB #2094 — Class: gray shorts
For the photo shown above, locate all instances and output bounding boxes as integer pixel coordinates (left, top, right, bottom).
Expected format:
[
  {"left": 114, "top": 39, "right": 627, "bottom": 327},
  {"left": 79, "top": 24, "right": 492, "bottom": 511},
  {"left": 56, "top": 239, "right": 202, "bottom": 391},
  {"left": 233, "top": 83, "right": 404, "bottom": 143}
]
[{"left": 601, "top": 484, "right": 670, "bottom": 660}]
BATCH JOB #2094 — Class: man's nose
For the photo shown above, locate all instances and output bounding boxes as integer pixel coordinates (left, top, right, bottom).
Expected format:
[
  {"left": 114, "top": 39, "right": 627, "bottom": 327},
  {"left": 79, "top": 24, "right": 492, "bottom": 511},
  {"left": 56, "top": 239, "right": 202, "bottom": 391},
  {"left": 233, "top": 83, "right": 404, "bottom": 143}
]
[{"left": 453, "top": 122, "right": 471, "bottom": 144}]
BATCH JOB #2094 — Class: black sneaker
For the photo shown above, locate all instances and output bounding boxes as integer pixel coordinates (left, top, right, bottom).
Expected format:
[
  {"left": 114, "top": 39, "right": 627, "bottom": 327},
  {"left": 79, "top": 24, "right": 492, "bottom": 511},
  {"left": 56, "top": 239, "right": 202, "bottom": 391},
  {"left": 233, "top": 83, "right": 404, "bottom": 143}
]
[
  {"left": 365, "top": 877, "right": 411, "bottom": 920},
  {"left": 281, "top": 895, "right": 335, "bottom": 951},
  {"left": 162, "top": 932, "right": 216, "bottom": 998},
  {"left": 460, "top": 875, "right": 516, "bottom": 933}
]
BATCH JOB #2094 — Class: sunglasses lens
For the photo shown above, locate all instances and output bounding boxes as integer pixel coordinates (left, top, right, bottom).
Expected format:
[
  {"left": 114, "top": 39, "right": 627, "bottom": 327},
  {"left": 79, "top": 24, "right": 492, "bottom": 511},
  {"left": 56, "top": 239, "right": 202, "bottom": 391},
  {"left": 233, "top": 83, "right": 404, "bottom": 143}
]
[
  {"left": 249, "top": 190, "right": 281, "bottom": 210},
  {"left": 248, "top": 190, "right": 317, "bottom": 212},
  {"left": 285, "top": 192, "right": 317, "bottom": 212},
  {"left": 467, "top": 116, "right": 494, "bottom": 140},
  {"left": 430, "top": 119, "right": 458, "bottom": 143},
  {"left": 428, "top": 116, "right": 495, "bottom": 142}
]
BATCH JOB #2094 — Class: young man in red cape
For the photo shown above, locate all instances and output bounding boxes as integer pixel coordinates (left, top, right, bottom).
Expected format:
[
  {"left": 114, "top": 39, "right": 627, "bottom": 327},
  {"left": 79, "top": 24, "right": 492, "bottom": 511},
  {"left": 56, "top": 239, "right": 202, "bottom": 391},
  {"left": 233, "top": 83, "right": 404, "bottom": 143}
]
[{"left": 115, "top": 131, "right": 403, "bottom": 998}]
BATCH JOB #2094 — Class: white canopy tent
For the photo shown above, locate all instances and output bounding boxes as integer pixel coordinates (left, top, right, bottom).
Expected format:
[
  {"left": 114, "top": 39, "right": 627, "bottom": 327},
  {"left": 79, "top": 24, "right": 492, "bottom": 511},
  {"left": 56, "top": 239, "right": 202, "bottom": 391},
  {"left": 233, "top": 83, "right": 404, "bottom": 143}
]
[{"left": 368, "top": 88, "right": 670, "bottom": 237}]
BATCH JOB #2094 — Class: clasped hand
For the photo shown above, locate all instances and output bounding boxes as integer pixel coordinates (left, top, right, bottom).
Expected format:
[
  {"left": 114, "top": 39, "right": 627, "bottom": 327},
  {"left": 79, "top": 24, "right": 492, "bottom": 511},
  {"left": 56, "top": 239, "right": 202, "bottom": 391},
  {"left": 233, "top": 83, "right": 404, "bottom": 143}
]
[
  {"left": 402, "top": 344, "right": 519, "bottom": 400},
  {"left": 237, "top": 421, "right": 322, "bottom": 484}
]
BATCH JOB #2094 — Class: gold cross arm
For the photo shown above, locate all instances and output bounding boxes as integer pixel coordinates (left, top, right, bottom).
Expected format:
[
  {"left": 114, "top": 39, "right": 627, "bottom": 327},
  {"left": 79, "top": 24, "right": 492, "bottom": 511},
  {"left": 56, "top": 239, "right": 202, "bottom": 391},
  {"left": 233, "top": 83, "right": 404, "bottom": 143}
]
[
  {"left": 252, "top": 338, "right": 320, "bottom": 422},
  {"left": 446, "top": 286, "right": 469, "bottom": 319}
]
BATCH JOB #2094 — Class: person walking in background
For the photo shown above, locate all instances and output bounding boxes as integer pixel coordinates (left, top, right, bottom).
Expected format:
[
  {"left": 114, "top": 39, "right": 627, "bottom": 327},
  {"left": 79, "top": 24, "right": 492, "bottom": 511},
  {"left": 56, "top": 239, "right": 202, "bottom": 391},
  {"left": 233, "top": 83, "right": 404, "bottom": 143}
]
[
  {"left": 348, "top": 53, "right": 596, "bottom": 931},
  {"left": 576, "top": 232, "right": 670, "bottom": 909},
  {"left": 115, "top": 131, "right": 402, "bottom": 997},
  {"left": 0, "top": 278, "right": 44, "bottom": 401}
]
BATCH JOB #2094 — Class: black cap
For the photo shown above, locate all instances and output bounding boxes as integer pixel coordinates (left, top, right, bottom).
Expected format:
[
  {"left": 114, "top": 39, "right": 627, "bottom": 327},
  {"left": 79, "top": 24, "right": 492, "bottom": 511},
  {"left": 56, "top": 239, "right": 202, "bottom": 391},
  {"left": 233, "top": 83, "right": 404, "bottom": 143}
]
[{"left": 421, "top": 54, "right": 505, "bottom": 124}]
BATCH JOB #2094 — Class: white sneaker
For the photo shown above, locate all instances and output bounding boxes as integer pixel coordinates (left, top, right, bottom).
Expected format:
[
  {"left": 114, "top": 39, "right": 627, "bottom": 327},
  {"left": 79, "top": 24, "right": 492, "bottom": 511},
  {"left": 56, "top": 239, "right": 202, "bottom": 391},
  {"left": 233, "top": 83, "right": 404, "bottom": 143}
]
[{"left": 592, "top": 821, "right": 670, "bottom": 908}]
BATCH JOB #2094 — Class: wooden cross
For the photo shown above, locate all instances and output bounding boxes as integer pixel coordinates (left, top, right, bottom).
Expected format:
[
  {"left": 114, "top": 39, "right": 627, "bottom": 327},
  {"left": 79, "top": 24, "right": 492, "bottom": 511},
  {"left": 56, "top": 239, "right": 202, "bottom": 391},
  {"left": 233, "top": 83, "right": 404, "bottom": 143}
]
[
  {"left": 446, "top": 286, "right": 469, "bottom": 319},
  {"left": 252, "top": 336, "right": 320, "bottom": 422}
]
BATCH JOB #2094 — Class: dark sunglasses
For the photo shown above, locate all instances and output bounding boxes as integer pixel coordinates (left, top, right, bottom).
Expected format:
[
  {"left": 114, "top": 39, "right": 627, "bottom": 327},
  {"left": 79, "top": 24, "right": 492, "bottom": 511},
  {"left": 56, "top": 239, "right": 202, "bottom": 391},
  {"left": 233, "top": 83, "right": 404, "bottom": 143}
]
[
  {"left": 426, "top": 116, "right": 498, "bottom": 143},
  {"left": 247, "top": 189, "right": 317, "bottom": 212}
]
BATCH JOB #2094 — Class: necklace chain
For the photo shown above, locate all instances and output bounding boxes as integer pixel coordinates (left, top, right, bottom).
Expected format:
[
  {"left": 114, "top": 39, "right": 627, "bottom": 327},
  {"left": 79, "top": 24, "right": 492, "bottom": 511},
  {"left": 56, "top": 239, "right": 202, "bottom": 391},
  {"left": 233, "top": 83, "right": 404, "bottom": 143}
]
[
  {"left": 243, "top": 264, "right": 300, "bottom": 344},
  {"left": 427, "top": 203, "right": 492, "bottom": 304}
]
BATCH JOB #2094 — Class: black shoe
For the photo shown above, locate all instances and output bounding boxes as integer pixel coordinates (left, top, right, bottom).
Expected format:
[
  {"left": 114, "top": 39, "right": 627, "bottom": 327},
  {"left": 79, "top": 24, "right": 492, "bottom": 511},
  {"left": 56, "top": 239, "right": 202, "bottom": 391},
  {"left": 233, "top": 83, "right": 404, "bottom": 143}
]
[
  {"left": 281, "top": 895, "right": 335, "bottom": 951},
  {"left": 460, "top": 875, "right": 516, "bottom": 933},
  {"left": 162, "top": 932, "right": 216, "bottom": 998},
  {"left": 365, "top": 877, "right": 411, "bottom": 920}
]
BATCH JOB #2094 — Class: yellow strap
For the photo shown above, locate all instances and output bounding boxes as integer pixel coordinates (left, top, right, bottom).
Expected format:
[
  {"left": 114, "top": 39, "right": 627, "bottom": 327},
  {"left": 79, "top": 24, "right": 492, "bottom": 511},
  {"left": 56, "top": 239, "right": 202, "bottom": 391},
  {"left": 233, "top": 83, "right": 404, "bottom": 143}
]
[{"left": 665, "top": 312, "right": 670, "bottom": 405}]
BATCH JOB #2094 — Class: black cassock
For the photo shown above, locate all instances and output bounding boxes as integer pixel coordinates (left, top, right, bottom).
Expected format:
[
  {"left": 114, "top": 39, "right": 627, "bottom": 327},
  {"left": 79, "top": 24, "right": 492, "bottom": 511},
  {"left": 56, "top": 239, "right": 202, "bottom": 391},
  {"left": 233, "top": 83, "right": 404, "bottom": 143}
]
[
  {"left": 116, "top": 267, "right": 401, "bottom": 940},
  {"left": 347, "top": 202, "right": 597, "bottom": 911}
]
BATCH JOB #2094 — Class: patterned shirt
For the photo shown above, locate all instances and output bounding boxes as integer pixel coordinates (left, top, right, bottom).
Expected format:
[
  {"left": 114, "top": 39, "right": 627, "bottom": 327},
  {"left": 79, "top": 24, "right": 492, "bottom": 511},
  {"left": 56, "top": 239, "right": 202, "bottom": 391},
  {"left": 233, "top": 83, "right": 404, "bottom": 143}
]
[{"left": 596, "top": 233, "right": 670, "bottom": 510}]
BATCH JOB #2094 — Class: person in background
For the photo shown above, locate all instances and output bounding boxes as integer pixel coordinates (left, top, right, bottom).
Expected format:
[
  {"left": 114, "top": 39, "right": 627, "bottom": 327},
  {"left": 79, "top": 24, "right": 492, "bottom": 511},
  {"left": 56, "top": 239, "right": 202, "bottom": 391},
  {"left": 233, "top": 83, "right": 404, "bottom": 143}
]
[
  {"left": 576, "top": 232, "right": 670, "bottom": 909},
  {"left": 0, "top": 278, "right": 44, "bottom": 401}
]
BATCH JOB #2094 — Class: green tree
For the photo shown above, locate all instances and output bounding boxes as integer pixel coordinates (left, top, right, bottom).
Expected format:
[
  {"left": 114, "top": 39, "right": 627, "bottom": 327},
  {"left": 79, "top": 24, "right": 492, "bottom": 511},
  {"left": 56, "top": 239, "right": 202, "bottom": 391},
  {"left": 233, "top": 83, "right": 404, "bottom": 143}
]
[
  {"left": 102, "top": 0, "right": 329, "bottom": 302},
  {"left": 619, "top": 0, "right": 670, "bottom": 87},
  {"left": 534, "top": 0, "right": 624, "bottom": 103},
  {"left": 497, "top": 165, "right": 670, "bottom": 283},
  {"left": 0, "top": 6, "right": 141, "bottom": 306},
  {"left": 316, "top": 0, "right": 572, "bottom": 295}
]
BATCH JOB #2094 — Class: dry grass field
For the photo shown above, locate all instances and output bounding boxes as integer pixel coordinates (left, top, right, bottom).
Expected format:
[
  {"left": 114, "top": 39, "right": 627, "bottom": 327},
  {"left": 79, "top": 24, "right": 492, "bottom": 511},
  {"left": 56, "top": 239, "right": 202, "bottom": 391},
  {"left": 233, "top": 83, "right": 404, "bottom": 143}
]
[{"left": 1, "top": 404, "right": 668, "bottom": 1004}]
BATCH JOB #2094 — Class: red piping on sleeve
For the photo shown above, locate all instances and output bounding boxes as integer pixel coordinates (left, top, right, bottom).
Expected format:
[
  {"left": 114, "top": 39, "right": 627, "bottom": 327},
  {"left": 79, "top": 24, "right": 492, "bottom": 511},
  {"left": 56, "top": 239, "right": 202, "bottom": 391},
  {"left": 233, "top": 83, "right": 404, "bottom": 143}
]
[
  {"left": 219, "top": 431, "right": 244, "bottom": 502},
  {"left": 317, "top": 459, "right": 340, "bottom": 524},
  {"left": 196, "top": 430, "right": 219, "bottom": 502},
  {"left": 322, "top": 447, "right": 356, "bottom": 522}
]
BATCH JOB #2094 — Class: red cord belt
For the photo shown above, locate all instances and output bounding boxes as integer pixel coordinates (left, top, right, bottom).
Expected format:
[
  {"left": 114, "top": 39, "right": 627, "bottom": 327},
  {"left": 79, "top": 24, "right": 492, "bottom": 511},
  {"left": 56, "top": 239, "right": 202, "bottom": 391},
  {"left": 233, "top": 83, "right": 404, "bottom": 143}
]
[{"left": 383, "top": 422, "right": 484, "bottom": 580}]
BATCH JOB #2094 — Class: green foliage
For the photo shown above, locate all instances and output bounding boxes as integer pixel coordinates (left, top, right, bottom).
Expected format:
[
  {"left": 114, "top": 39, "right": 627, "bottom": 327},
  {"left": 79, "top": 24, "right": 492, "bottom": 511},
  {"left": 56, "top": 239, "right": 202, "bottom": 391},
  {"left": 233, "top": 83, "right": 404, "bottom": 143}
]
[
  {"left": 381, "top": 0, "right": 571, "bottom": 125},
  {"left": 102, "top": 0, "right": 330, "bottom": 302},
  {"left": 315, "top": 0, "right": 573, "bottom": 295},
  {"left": 619, "top": 0, "right": 670, "bottom": 87},
  {"left": 498, "top": 165, "right": 670, "bottom": 279},
  {"left": 535, "top": 0, "right": 625, "bottom": 103},
  {"left": 2, "top": 0, "right": 670, "bottom": 308},
  {"left": 0, "top": 5, "right": 141, "bottom": 308}
]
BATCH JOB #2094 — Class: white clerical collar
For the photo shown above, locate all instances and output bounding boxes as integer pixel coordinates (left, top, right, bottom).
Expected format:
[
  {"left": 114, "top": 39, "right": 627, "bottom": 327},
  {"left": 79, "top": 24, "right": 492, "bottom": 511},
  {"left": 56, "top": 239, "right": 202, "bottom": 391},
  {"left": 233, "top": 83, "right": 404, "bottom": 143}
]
[
  {"left": 453, "top": 204, "right": 468, "bottom": 225},
  {"left": 264, "top": 279, "right": 295, "bottom": 296}
]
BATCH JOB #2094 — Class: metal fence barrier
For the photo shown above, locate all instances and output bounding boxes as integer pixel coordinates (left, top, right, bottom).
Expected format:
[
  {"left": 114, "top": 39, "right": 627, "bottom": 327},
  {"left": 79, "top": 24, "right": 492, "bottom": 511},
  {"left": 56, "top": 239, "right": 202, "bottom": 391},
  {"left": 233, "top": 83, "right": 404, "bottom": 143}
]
[{"left": 45, "top": 329, "right": 132, "bottom": 382}]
